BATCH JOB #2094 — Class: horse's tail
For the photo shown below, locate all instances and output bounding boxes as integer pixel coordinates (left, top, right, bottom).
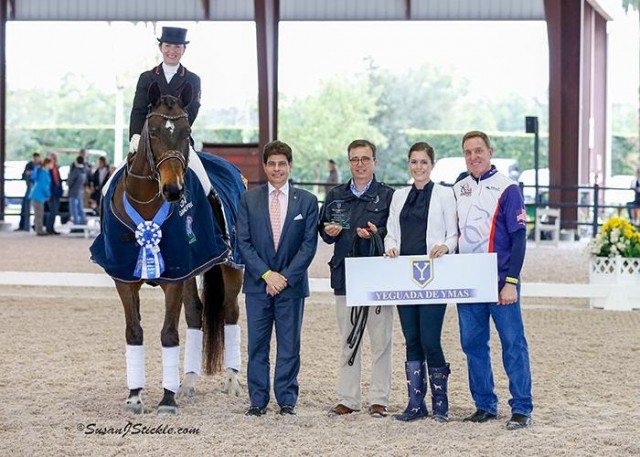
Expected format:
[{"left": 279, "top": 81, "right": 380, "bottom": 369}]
[{"left": 202, "top": 264, "right": 225, "bottom": 375}]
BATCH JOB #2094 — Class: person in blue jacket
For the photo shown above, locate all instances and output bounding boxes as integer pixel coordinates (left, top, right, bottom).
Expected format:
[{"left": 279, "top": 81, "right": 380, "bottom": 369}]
[{"left": 29, "top": 157, "right": 52, "bottom": 236}]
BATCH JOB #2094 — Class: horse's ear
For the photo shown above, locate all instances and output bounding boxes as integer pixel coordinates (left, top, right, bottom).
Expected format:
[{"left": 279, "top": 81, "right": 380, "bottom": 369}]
[
  {"left": 180, "top": 83, "right": 193, "bottom": 108},
  {"left": 148, "top": 82, "right": 161, "bottom": 107}
]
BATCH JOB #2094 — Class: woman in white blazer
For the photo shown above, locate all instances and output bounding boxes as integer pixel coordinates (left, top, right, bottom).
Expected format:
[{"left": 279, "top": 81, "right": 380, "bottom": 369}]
[{"left": 384, "top": 142, "right": 458, "bottom": 423}]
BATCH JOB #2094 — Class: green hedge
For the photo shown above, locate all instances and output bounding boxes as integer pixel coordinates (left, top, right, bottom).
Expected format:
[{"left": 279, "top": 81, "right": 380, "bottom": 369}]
[
  {"left": 404, "top": 129, "right": 549, "bottom": 170},
  {"left": 6, "top": 126, "right": 637, "bottom": 176},
  {"left": 404, "top": 129, "right": 637, "bottom": 175},
  {"left": 5, "top": 126, "right": 260, "bottom": 163}
]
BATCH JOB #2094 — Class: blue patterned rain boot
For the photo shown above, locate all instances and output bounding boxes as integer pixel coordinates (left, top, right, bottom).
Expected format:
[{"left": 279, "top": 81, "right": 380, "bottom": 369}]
[
  {"left": 393, "top": 361, "right": 428, "bottom": 422},
  {"left": 429, "top": 363, "right": 451, "bottom": 423}
]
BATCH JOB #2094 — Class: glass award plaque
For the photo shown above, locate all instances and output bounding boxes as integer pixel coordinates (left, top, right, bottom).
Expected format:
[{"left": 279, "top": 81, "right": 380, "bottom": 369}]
[{"left": 324, "top": 199, "right": 351, "bottom": 229}]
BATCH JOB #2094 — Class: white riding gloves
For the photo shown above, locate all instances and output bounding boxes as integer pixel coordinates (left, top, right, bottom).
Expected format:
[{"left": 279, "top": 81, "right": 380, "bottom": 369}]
[{"left": 129, "top": 134, "right": 141, "bottom": 153}]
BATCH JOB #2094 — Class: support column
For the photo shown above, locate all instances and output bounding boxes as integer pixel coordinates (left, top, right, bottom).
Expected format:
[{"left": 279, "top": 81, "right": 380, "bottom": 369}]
[
  {"left": 0, "top": 0, "right": 8, "bottom": 223},
  {"left": 254, "top": 0, "right": 279, "bottom": 183},
  {"left": 545, "top": 0, "right": 609, "bottom": 229},
  {"left": 545, "top": 0, "right": 581, "bottom": 228}
]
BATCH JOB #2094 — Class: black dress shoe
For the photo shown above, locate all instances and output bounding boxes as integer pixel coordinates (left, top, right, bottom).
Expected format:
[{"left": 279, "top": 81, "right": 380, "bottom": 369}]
[
  {"left": 244, "top": 406, "right": 267, "bottom": 417},
  {"left": 506, "top": 413, "right": 532, "bottom": 430},
  {"left": 279, "top": 405, "right": 296, "bottom": 416},
  {"left": 47, "top": 230, "right": 61, "bottom": 235},
  {"left": 463, "top": 409, "right": 498, "bottom": 423}
]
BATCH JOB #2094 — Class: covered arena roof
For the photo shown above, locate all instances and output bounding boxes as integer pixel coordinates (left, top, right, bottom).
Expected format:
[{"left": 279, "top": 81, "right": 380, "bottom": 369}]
[{"left": 8, "top": 0, "right": 546, "bottom": 22}]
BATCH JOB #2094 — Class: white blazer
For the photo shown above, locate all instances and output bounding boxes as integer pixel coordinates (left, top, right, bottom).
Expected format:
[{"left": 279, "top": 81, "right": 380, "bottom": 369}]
[{"left": 384, "top": 183, "right": 458, "bottom": 255}]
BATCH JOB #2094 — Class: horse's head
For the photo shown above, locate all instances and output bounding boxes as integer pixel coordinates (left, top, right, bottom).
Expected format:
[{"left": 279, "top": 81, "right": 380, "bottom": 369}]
[{"left": 144, "top": 82, "right": 193, "bottom": 202}]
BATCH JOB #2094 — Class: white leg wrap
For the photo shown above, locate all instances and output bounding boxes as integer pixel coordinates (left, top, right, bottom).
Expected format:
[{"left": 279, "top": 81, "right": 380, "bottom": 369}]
[
  {"left": 162, "top": 346, "right": 181, "bottom": 393},
  {"left": 224, "top": 324, "right": 241, "bottom": 372},
  {"left": 126, "top": 345, "right": 145, "bottom": 390},
  {"left": 183, "top": 328, "right": 203, "bottom": 375}
]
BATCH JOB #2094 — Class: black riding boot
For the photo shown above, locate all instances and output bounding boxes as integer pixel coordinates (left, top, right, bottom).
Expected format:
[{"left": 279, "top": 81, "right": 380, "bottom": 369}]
[
  {"left": 428, "top": 363, "right": 450, "bottom": 422},
  {"left": 393, "top": 361, "right": 428, "bottom": 422}
]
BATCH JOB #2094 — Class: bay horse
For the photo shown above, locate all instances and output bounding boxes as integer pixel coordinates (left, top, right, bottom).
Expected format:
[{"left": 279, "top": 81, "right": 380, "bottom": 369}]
[{"left": 90, "top": 82, "right": 245, "bottom": 415}]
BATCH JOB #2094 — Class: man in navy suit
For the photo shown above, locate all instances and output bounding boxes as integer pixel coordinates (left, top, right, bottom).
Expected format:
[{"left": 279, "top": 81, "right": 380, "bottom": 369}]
[{"left": 237, "top": 141, "right": 319, "bottom": 416}]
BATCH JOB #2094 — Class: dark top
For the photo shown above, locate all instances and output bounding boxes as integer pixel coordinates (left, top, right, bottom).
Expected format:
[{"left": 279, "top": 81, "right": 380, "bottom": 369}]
[
  {"left": 129, "top": 64, "right": 201, "bottom": 139},
  {"left": 400, "top": 182, "right": 434, "bottom": 256},
  {"left": 318, "top": 176, "right": 394, "bottom": 295},
  {"left": 22, "top": 161, "right": 36, "bottom": 190},
  {"left": 633, "top": 179, "right": 640, "bottom": 204},
  {"left": 50, "top": 165, "right": 64, "bottom": 198}
]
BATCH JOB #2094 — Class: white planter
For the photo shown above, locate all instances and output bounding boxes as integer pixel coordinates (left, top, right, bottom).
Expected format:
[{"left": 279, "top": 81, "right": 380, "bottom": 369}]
[{"left": 589, "top": 256, "right": 640, "bottom": 311}]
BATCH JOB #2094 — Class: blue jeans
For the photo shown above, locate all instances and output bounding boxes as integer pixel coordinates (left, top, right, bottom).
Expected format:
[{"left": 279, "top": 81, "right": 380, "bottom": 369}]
[
  {"left": 457, "top": 300, "right": 533, "bottom": 416},
  {"left": 46, "top": 195, "right": 61, "bottom": 232},
  {"left": 397, "top": 304, "right": 446, "bottom": 367},
  {"left": 18, "top": 195, "right": 32, "bottom": 230},
  {"left": 69, "top": 196, "right": 86, "bottom": 225}
]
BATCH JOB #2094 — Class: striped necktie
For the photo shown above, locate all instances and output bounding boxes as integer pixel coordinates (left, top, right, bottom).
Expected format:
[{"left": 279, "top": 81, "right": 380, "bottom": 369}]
[{"left": 270, "top": 189, "right": 282, "bottom": 250}]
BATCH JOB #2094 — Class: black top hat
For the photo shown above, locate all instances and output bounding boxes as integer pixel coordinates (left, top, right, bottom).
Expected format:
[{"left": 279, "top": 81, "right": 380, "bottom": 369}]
[{"left": 157, "top": 27, "right": 190, "bottom": 45}]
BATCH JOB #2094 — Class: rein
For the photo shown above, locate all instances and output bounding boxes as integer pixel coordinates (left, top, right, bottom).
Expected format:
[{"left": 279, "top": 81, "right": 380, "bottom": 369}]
[
  {"left": 125, "top": 110, "right": 189, "bottom": 204},
  {"left": 346, "top": 230, "right": 384, "bottom": 366}
]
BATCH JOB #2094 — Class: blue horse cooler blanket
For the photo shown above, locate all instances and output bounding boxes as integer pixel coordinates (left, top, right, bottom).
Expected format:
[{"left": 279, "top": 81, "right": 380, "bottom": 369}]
[{"left": 90, "top": 152, "right": 246, "bottom": 283}]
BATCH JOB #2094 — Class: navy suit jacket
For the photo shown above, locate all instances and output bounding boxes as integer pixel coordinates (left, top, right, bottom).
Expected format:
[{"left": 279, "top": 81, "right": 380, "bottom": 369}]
[{"left": 237, "top": 183, "right": 318, "bottom": 298}]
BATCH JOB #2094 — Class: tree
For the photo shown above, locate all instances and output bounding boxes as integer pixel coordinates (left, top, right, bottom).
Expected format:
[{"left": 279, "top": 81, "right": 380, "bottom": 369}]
[
  {"left": 279, "top": 76, "right": 385, "bottom": 184},
  {"left": 366, "top": 61, "right": 469, "bottom": 182}
]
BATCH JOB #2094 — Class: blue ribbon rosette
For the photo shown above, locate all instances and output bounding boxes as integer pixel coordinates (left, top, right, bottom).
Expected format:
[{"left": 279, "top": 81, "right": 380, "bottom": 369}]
[{"left": 123, "top": 193, "right": 171, "bottom": 279}]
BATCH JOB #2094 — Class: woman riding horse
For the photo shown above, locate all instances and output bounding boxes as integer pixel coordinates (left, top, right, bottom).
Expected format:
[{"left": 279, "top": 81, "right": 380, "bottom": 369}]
[{"left": 90, "top": 82, "right": 245, "bottom": 415}]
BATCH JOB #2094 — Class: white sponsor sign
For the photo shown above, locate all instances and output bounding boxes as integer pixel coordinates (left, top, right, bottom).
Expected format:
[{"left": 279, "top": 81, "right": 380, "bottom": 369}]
[{"left": 345, "top": 253, "right": 498, "bottom": 306}]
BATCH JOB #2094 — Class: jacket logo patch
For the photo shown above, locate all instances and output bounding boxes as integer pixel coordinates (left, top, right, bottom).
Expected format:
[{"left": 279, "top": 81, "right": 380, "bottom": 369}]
[{"left": 459, "top": 184, "right": 472, "bottom": 197}]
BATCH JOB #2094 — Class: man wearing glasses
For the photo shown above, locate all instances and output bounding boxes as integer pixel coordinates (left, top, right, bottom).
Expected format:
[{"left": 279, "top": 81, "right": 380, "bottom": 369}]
[{"left": 319, "top": 139, "right": 395, "bottom": 418}]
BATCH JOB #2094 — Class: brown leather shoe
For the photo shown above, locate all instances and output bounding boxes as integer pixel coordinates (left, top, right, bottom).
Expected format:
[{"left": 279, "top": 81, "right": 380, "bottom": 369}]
[
  {"left": 369, "top": 404, "right": 389, "bottom": 418},
  {"left": 330, "top": 404, "right": 356, "bottom": 416}
]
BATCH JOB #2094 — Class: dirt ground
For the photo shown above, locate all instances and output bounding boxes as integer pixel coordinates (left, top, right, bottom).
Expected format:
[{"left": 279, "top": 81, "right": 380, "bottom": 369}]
[{"left": 0, "top": 231, "right": 638, "bottom": 456}]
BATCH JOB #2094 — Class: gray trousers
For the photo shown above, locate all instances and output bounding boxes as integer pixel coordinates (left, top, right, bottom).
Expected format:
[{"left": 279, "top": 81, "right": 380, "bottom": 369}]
[
  {"left": 32, "top": 201, "right": 45, "bottom": 235},
  {"left": 334, "top": 295, "right": 394, "bottom": 410}
]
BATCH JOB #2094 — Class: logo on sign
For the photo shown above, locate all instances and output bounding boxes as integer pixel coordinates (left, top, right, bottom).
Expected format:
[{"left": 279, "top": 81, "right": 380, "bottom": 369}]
[{"left": 411, "top": 259, "right": 433, "bottom": 288}]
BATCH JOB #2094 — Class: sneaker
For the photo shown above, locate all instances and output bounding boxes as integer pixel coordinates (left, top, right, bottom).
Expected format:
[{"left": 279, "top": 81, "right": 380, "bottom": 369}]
[
  {"left": 463, "top": 409, "right": 497, "bottom": 423},
  {"left": 244, "top": 406, "right": 267, "bottom": 417},
  {"left": 278, "top": 405, "right": 296, "bottom": 416},
  {"left": 506, "top": 413, "right": 532, "bottom": 430}
]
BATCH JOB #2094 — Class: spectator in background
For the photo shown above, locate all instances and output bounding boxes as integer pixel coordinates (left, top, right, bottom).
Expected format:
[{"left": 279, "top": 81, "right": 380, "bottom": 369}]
[
  {"left": 68, "top": 155, "right": 87, "bottom": 226},
  {"left": 45, "top": 153, "right": 63, "bottom": 235},
  {"left": 15, "top": 152, "right": 41, "bottom": 232},
  {"left": 79, "top": 149, "right": 94, "bottom": 208},
  {"left": 324, "top": 159, "right": 341, "bottom": 195},
  {"left": 626, "top": 168, "right": 640, "bottom": 225},
  {"left": 90, "top": 156, "right": 111, "bottom": 212},
  {"left": 30, "top": 157, "right": 52, "bottom": 236}
]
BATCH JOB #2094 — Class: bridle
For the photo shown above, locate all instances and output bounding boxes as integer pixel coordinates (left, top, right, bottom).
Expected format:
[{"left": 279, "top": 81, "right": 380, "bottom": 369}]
[{"left": 125, "top": 110, "right": 190, "bottom": 204}]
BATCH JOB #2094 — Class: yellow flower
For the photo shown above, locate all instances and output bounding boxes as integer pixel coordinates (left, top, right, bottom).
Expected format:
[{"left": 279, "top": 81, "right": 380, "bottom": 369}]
[{"left": 590, "top": 216, "right": 640, "bottom": 258}]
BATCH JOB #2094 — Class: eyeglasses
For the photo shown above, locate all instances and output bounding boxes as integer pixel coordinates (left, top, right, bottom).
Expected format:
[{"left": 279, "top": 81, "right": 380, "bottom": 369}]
[{"left": 349, "top": 156, "right": 374, "bottom": 165}]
